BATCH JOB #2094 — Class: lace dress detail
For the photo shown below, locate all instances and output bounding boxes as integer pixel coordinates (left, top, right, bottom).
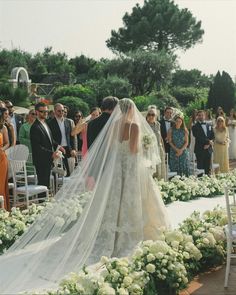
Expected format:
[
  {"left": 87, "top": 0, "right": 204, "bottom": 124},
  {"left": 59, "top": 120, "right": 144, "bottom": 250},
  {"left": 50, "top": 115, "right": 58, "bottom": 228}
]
[{"left": 87, "top": 141, "right": 170, "bottom": 264}]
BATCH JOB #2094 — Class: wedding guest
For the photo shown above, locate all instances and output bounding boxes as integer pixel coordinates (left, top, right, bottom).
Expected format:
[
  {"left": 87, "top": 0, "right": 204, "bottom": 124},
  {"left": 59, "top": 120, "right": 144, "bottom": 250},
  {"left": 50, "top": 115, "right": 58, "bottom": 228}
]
[
  {"left": 0, "top": 108, "right": 10, "bottom": 211},
  {"left": 187, "top": 109, "right": 198, "bottom": 154},
  {"left": 192, "top": 110, "right": 214, "bottom": 175},
  {"left": 2, "top": 107, "right": 16, "bottom": 146},
  {"left": 146, "top": 106, "right": 166, "bottom": 180},
  {"left": 168, "top": 115, "right": 190, "bottom": 176},
  {"left": 87, "top": 96, "right": 119, "bottom": 148},
  {"left": 63, "top": 105, "right": 77, "bottom": 173},
  {"left": 71, "top": 111, "right": 84, "bottom": 154},
  {"left": 48, "top": 103, "right": 77, "bottom": 177},
  {"left": 30, "top": 102, "right": 61, "bottom": 189},
  {"left": 90, "top": 107, "right": 101, "bottom": 120},
  {"left": 4, "top": 100, "right": 23, "bottom": 144},
  {"left": 19, "top": 109, "right": 36, "bottom": 152},
  {"left": 227, "top": 108, "right": 236, "bottom": 160},
  {"left": 213, "top": 116, "right": 229, "bottom": 173},
  {"left": 160, "top": 106, "right": 173, "bottom": 154},
  {"left": 205, "top": 109, "right": 213, "bottom": 126}
]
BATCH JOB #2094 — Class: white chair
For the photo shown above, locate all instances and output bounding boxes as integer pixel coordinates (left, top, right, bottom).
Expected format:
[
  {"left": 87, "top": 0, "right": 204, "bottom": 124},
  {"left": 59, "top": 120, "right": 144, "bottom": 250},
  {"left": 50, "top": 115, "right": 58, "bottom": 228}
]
[
  {"left": 26, "top": 153, "right": 55, "bottom": 196},
  {"left": 211, "top": 153, "right": 220, "bottom": 175},
  {"left": 165, "top": 153, "right": 177, "bottom": 180},
  {"left": 10, "top": 160, "right": 49, "bottom": 208},
  {"left": 224, "top": 186, "right": 236, "bottom": 288},
  {"left": 189, "top": 152, "right": 205, "bottom": 176},
  {"left": 6, "top": 145, "right": 29, "bottom": 179}
]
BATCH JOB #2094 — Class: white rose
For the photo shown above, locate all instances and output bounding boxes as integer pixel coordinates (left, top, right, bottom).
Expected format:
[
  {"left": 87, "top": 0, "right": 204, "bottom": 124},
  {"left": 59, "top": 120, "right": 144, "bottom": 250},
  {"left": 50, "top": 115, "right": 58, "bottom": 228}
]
[
  {"left": 118, "top": 288, "right": 129, "bottom": 295},
  {"left": 146, "top": 263, "right": 156, "bottom": 273},
  {"left": 123, "top": 276, "right": 133, "bottom": 287},
  {"left": 147, "top": 254, "right": 155, "bottom": 262}
]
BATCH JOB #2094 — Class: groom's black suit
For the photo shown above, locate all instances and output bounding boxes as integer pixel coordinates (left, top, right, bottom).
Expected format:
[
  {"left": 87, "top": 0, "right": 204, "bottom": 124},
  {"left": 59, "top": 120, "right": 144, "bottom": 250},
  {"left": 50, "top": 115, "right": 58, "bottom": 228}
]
[
  {"left": 87, "top": 112, "right": 111, "bottom": 149},
  {"left": 192, "top": 121, "right": 214, "bottom": 175}
]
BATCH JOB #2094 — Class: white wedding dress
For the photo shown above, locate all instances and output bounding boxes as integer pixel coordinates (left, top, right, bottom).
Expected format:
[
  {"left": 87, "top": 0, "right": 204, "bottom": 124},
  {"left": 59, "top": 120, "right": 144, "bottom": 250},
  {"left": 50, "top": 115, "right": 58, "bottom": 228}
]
[
  {"left": 228, "top": 119, "right": 236, "bottom": 159},
  {"left": 0, "top": 99, "right": 170, "bottom": 293}
]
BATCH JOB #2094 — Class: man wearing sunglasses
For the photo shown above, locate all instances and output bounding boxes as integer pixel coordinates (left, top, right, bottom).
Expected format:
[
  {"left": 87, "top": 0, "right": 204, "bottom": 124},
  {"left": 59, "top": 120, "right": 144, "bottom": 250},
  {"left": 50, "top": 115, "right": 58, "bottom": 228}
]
[{"left": 30, "top": 102, "right": 61, "bottom": 190}]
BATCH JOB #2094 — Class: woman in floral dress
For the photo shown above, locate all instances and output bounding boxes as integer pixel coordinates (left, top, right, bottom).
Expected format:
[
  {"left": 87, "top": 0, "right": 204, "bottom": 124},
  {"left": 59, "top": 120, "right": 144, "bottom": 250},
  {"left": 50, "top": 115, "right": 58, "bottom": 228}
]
[{"left": 168, "top": 115, "right": 190, "bottom": 176}]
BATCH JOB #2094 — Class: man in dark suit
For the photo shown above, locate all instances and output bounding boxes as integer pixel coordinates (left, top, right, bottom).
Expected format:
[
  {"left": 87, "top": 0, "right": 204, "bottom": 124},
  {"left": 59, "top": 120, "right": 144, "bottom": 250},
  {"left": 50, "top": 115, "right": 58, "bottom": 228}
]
[
  {"left": 160, "top": 106, "right": 173, "bottom": 154},
  {"left": 5, "top": 100, "right": 23, "bottom": 144},
  {"left": 87, "top": 96, "right": 119, "bottom": 149},
  {"left": 192, "top": 110, "right": 214, "bottom": 175},
  {"left": 48, "top": 103, "right": 76, "bottom": 176},
  {"left": 30, "top": 102, "right": 61, "bottom": 188}
]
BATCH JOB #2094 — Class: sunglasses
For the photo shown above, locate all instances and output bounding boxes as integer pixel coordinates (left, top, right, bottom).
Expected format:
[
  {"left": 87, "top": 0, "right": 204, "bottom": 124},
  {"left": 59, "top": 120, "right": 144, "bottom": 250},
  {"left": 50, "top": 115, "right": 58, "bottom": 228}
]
[
  {"left": 147, "top": 113, "right": 155, "bottom": 117},
  {"left": 30, "top": 112, "right": 36, "bottom": 116},
  {"left": 75, "top": 115, "right": 81, "bottom": 118},
  {"left": 38, "top": 110, "right": 49, "bottom": 114}
]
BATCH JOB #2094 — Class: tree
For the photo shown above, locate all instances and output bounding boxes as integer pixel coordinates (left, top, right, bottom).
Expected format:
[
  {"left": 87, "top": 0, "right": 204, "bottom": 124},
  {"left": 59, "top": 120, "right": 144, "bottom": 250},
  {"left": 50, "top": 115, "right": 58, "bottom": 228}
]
[
  {"left": 101, "top": 50, "right": 176, "bottom": 96},
  {"left": 171, "top": 69, "right": 212, "bottom": 88},
  {"left": 207, "top": 71, "right": 235, "bottom": 113},
  {"left": 106, "top": 0, "right": 204, "bottom": 54},
  {"left": 85, "top": 75, "right": 132, "bottom": 105}
]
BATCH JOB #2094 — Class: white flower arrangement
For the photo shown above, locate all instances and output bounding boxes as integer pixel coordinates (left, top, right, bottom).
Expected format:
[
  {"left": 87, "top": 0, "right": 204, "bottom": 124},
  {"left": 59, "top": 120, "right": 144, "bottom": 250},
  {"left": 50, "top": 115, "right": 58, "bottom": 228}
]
[{"left": 142, "top": 133, "right": 155, "bottom": 150}]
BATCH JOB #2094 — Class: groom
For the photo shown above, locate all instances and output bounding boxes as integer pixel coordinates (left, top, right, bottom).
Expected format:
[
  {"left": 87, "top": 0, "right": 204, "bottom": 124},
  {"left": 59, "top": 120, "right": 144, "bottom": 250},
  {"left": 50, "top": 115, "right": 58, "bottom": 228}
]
[
  {"left": 192, "top": 110, "right": 214, "bottom": 175},
  {"left": 87, "top": 96, "right": 119, "bottom": 148}
]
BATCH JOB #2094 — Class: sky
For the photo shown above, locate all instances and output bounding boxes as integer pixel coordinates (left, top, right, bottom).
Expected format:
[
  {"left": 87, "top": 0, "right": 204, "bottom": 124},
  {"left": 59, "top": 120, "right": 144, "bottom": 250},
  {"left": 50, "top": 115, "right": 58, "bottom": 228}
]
[{"left": 0, "top": 0, "right": 236, "bottom": 79}]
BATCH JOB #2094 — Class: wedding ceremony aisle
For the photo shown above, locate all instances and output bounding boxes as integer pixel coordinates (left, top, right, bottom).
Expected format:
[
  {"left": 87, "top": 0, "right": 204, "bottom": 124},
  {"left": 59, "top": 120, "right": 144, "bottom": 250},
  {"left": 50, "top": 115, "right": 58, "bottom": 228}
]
[{"left": 166, "top": 170, "right": 236, "bottom": 295}]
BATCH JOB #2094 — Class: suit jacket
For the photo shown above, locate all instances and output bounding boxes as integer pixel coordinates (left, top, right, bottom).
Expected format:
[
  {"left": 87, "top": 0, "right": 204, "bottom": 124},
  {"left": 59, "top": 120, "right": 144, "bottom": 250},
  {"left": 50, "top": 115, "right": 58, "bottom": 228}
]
[
  {"left": 160, "top": 118, "right": 171, "bottom": 153},
  {"left": 30, "top": 119, "right": 57, "bottom": 168},
  {"left": 48, "top": 117, "right": 75, "bottom": 151},
  {"left": 87, "top": 112, "right": 110, "bottom": 149},
  {"left": 192, "top": 121, "right": 214, "bottom": 154}
]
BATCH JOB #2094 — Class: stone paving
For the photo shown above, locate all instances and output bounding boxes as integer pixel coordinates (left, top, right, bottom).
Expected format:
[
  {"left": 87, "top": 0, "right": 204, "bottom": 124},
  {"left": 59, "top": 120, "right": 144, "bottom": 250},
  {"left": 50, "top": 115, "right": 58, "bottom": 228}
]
[{"left": 180, "top": 265, "right": 236, "bottom": 295}]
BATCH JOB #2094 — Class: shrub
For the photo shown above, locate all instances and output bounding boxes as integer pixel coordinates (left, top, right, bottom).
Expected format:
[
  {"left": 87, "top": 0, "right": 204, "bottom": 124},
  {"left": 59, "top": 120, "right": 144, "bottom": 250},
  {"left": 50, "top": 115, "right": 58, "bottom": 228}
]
[
  {"left": 53, "top": 84, "right": 96, "bottom": 108},
  {"left": 133, "top": 91, "right": 180, "bottom": 113},
  {"left": 57, "top": 96, "right": 89, "bottom": 117},
  {"left": 170, "top": 87, "right": 209, "bottom": 107}
]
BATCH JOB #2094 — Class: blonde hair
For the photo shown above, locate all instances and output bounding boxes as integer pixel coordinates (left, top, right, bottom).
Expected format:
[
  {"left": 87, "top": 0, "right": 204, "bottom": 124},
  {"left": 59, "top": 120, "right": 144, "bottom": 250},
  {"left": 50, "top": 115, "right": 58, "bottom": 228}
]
[{"left": 216, "top": 116, "right": 226, "bottom": 131}]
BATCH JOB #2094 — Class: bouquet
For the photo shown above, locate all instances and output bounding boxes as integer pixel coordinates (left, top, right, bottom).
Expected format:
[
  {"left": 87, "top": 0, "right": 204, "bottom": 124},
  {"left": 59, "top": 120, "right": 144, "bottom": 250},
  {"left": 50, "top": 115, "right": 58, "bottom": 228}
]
[{"left": 142, "top": 134, "right": 155, "bottom": 150}]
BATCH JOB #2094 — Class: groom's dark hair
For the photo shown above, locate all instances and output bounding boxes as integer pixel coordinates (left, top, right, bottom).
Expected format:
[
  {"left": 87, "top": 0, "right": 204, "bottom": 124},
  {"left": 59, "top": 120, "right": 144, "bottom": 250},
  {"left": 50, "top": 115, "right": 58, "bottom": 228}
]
[{"left": 101, "top": 96, "right": 119, "bottom": 111}]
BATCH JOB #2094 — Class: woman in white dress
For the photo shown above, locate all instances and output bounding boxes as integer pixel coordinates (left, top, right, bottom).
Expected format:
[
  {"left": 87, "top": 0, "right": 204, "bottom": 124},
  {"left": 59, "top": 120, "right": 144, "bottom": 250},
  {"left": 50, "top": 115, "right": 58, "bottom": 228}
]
[
  {"left": 227, "top": 108, "right": 236, "bottom": 160},
  {"left": 0, "top": 99, "right": 170, "bottom": 293}
]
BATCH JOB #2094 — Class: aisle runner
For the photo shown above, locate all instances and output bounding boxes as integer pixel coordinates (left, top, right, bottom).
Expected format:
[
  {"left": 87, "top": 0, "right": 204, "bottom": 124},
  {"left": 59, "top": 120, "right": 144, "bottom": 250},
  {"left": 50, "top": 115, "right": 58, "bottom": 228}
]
[{"left": 167, "top": 195, "right": 226, "bottom": 228}]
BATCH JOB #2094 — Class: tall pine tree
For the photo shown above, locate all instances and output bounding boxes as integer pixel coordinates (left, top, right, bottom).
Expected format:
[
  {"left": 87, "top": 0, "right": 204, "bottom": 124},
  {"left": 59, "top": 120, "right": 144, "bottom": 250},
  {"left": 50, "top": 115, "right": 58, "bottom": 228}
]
[{"left": 207, "top": 71, "right": 235, "bottom": 113}]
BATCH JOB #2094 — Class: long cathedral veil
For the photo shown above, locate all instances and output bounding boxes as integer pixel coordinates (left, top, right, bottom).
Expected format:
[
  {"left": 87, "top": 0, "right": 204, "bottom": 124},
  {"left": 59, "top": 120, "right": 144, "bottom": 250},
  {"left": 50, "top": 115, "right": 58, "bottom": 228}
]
[{"left": 0, "top": 99, "right": 169, "bottom": 293}]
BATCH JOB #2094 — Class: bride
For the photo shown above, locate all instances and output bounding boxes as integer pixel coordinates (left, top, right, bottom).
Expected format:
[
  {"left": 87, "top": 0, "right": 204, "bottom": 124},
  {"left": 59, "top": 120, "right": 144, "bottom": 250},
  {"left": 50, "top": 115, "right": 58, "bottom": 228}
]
[{"left": 0, "top": 98, "right": 170, "bottom": 293}]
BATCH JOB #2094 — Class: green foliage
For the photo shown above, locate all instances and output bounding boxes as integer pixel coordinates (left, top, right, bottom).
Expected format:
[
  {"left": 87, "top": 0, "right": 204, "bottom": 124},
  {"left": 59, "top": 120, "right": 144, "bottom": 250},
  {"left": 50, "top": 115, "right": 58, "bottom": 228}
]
[
  {"left": 53, "top": 84, "right": 96, "bottom": 108},
  {"left": 57, "top": 96, "right": 89, "bottom": 117},
  {"left": 106, "top": 0, "right": 204, "bottom": 54},
  {"left": 171, "top": 87, "right": 209, "bottom": 106},
  {"left": 207, "top": 71, "right": 235, "bottom": 113},
  {"left": 184, "top": 97, "right": 208, "bottom": 116},
  {"left": 133, "top": 90, "right": 180, "bottom": 112},
  {"left": 171, "top": 69, "right": 212, "bottom": 88},
  {"left": 85, "top": 75, "right": 132, "bottom": 105},
  {"left": 102, "top": 50, "right": 176, "bottom": 96},
  {"left": 0, "top": 83, "right": 30, "bottom": 107}
]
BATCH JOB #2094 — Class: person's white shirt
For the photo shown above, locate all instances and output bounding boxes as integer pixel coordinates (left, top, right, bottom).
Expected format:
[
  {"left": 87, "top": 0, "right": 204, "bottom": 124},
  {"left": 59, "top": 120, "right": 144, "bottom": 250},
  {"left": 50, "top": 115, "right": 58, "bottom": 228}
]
[
  {"left": 56, "top": 117, "right": 67, "bottom": 147},
  {"left": 164, "top": 117, "right": 171, "bottom": 132},
  {"left": 199, "top": 121, "right": 207, "bottom": 136},
  {"left": 39, "top": 120, "right": 53, "bottom": 144}
]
